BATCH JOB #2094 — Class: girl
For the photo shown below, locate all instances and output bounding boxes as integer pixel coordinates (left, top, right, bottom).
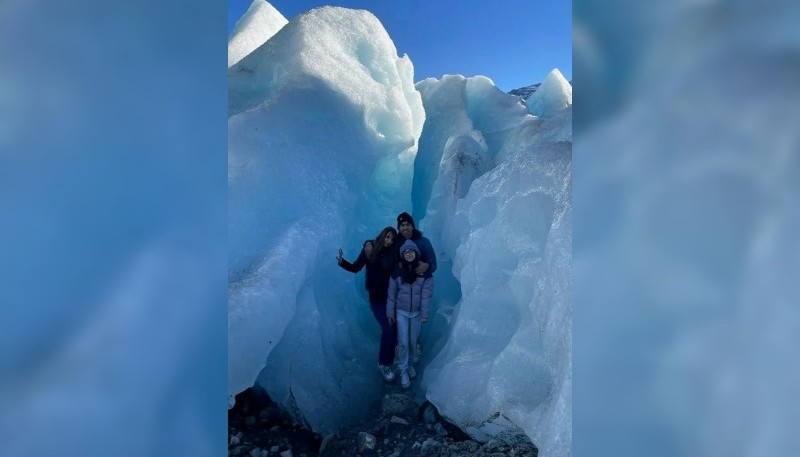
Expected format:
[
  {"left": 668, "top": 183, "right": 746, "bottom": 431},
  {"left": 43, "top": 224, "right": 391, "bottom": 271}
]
[
  {"left": 386, "top": 239, "right": 434, "bottom": 388},
  {"left": 338, "top": 226, "right": 399, "bottom": 382}
]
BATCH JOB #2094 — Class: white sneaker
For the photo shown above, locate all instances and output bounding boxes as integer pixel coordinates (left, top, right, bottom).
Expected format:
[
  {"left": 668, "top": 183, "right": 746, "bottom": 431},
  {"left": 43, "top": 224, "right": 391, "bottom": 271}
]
[
  {"left": 408, "top": 365, "right": 416, "bottom": 379},
  {"left": 400, "top": 371, "right": 411, "bottom": 389},
  {"left": 379, "top": 365, "right": 396, "bottom": 382}
]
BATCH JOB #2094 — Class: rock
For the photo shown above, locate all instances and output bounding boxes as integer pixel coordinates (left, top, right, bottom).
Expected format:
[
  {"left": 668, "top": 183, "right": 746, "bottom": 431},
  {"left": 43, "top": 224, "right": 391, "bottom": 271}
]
[
  {"left": 271, "top": 446, "right": 279, "bottom": 452},
  {"left": 381, "top": 394, "right": 418, "bottom": 417},
  {"left": 434, "top": 423, "right": 447, "bottom": 436},
  {"left": 469, "top": 442, "right": 479, "bottom": 453},
  {"left": 270, "top": 425, "right": 281, "bottom": 432},
  {"left": 390, "top": 416, "right": 409, "bottom": 426},
  {"left": 357, "top": 432, "right": 377, "bottom": 452},
  {"left": 420, "top": 402, "right": 439, "bottom": 425},
  {"left": 244, "top": 416, "right": 256, "bottom": 427},
  {"left": 485, "top": 439, "right": 501, "bottom": 451},
  {"left": 420, "top": 438, "right": 440, "bottom": 455},
  {"left": 370, "top": 417, "right": 386, "bottom": 434},
  {"left": 249, "top": 449, "right": 261, "bottom": 457},
  {"left": 319, "top": 434, "right": 335, "bottom": 454},
  {"left": 231, "top": 446, "right": 245, "bottom": 456},
  {"left": 230, "top": 435, "right": 241, "bottom": 446},
  {"left": 280, "top": 450, "right": 293, "bottom": 457}
]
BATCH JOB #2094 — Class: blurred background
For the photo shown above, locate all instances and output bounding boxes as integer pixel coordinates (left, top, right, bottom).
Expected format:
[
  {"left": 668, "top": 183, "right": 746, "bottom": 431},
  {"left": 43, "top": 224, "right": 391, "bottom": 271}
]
[
  {"left": 574, "top": 0, "right": 800, "bottom": 456},
  {"left": 0, "top": 0, "right": 798, "bottom": 456},
  {"left": 0, "top": 0, "right": 228, "bottom": 456}
]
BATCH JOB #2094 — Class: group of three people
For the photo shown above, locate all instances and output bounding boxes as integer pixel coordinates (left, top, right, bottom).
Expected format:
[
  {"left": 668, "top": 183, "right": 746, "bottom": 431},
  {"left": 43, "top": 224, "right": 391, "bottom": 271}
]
[{"left": 337, "top": 212, "right": 436, "bottom": 389}]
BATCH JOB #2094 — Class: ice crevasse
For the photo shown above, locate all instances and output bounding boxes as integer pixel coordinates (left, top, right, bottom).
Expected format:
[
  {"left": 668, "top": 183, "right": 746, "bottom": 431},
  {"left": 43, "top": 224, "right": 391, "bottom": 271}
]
[{"left": 228, "top": 3, "right": 571, "bottom": 457}]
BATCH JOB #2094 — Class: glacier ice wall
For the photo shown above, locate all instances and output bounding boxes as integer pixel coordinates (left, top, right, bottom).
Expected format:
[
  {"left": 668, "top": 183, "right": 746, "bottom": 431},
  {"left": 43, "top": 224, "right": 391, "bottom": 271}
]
[
  {"left": 411, "top": 75, "right": 535, "bottom": 368},
  {"left": 228, "top": 0, "right": 288, "bottom": 68},
  {"left": 227, "top": 3, "right": 571, "bottom": 454},
  {"left": 417, "top": 74, "right": 572, "bottom": 457},
  {"left": 227, "top": 6, "right": 424, "bottom": 432},
  {"left": 526, "top": 68, "right": 572, "bottom": 119}
]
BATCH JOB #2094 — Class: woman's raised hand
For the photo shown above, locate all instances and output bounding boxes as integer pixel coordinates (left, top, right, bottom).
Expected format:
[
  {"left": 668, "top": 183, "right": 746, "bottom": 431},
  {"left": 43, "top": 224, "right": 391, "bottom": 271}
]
[{"left": 337, "top": 248, "right": 343, "bottom": 264}]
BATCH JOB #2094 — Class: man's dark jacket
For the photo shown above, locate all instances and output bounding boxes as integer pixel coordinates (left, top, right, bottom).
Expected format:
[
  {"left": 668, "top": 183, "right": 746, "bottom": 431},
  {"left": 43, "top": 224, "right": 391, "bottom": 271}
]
[{"left": 398, "top": 229, "right": 437, "bottom": 278}]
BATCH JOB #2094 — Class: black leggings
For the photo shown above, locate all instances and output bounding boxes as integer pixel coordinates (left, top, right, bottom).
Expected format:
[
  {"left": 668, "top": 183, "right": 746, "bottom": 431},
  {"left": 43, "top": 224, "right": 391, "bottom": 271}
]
[{"left": 370, "top": 300, "right": 397, "bottom": 366}]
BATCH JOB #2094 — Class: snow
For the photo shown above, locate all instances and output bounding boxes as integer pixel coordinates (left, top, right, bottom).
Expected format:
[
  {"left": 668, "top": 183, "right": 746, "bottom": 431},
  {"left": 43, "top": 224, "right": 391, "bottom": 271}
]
[
  {"left": 228, "top": 4, "right": 571, "bottom": 456},
  {"left": 228, "top": 0, "right": 288, "bottom": 68}
]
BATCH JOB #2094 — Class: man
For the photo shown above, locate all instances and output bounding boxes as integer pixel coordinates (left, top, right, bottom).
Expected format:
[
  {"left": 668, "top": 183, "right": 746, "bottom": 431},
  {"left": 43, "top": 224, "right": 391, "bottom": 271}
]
[
  {"left": 363, "top": 212, "right": 436, "bottom": 276},
  {"left": 395, "top": 212, "right": 436, "bottom": 278}
]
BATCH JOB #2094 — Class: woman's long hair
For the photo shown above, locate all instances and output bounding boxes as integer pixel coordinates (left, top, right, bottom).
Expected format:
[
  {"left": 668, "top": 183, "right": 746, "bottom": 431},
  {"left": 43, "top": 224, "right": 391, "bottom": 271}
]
[{"left": 369, "top": 226, "right": 397, "bottom": 263}]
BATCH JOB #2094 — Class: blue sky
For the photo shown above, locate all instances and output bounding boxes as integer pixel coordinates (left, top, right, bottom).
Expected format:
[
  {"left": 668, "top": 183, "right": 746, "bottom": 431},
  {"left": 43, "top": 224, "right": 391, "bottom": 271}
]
[{"left": 228, "top": 0, "right": 571, "bottom": 92}]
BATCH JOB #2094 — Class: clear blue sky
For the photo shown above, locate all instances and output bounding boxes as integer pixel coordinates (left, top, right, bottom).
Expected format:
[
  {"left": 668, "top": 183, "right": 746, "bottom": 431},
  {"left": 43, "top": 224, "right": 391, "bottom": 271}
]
[{"left": 228, "top": 0, "right": 571, "bottom": 92}]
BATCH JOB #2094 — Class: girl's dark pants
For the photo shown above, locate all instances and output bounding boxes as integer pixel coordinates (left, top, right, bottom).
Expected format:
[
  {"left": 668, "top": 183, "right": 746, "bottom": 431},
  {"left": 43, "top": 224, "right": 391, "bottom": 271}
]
[{"left": 370, "top": 300, "right": 397, "bottom": 366}]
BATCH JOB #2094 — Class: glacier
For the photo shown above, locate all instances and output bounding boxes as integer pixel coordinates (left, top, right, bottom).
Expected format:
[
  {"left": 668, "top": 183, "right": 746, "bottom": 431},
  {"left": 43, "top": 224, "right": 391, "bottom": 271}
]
[
  {"left": 228, "top": 4, "right": 571, "bottom": 457},
  {"left": 228, "top": 0, "right": 288, "bottom": 68},
  {"left": 418, "top": 70, "right": 571, "bottom": 457},
  {"left": 228, "top": 4, "right": 424, "bottom": 430}
]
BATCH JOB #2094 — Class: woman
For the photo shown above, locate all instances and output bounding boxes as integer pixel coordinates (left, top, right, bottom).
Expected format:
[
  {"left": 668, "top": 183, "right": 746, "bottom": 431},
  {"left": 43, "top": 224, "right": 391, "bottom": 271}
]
[
  {"left": 337, "top": 226, "right": 400, "bottom": 382},
  {"left": 386, "top": 240, "right": 433, "bottom": 389}
]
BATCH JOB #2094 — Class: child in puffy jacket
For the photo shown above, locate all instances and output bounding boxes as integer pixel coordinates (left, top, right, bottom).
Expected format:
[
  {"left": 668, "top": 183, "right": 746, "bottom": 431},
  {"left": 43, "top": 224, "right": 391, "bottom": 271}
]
[{"left": 387, "top": 239, "right": 434, "bottom": 389}]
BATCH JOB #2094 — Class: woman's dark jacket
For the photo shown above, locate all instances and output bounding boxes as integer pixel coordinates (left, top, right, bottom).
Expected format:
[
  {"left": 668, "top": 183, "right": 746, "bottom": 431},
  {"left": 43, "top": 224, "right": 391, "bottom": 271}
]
[{"left": 339, "top": 242, "right": 399, "bottom": 303}]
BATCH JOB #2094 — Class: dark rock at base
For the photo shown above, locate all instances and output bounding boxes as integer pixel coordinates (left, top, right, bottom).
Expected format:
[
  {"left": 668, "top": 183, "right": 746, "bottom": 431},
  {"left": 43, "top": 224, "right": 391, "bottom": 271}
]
[
  {"left": 230, "top": 386, "right": 538, "bottom": 457},
  {"left": 357, "top": 432, "right": 377, "bottom": 452},
  {"left": 419, "top": 401, "right": 439, "bottom": 425},
  {"left": 390, "top": 416, "right": 409, "bottom": 426},
  {"left": 381, "top": 393, "right": 418, "bottom": 418},
  {"left": 229, "top": 387, "right": 321, "bottom": 457},
  {"left": 318, "top": 434, "right": 335, "bottom": 455},
  {"left": 420, "top": 438, "right": 440, "bottom": 455},
  {"left": 484, "top": 439, "right": 501, "bottom": 451}
]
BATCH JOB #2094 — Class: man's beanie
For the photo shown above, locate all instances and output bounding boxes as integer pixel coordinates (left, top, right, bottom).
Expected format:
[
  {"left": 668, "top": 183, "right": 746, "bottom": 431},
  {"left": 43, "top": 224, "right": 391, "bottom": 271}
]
[{"left": 397, "top": 212, "right": 415, "bottom": 229}]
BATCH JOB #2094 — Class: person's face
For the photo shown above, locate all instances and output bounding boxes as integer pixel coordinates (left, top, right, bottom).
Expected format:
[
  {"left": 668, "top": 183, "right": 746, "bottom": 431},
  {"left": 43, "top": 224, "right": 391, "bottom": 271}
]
[
  {"left": 403, "top": 249, "right": 416, "bottom": 262},
  {"left": 398, "top": 221, "right": 413, "bottom": 239},
  {"left": 383, "top": 232, "right": 394, "bottom": 247}
]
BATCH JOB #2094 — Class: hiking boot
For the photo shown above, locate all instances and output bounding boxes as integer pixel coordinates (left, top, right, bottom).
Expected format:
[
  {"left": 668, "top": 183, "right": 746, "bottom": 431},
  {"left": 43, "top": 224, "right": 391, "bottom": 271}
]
[
  {"left": 400, "top": 371, "right": 411, "bottom": 389},
  {"left": 408, "top": 365, "right": 416, "bottom": 379},
  {"left": 379, "top": 365, "right": 396, "bottom": 382}
]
